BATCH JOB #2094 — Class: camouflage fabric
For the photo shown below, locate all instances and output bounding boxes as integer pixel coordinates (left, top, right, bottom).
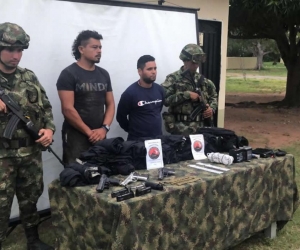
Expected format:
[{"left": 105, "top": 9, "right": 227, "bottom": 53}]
[
  {"left": 179, "top": 44, "right": 206, "bottom": 63},
  {"left": 0, "top": 66, "right": 55, "bottom": 158},
  {"left": 49, "top": 154, "right": 298, "bottom": 250},
  {"left": 0, "top": 22, "right": 30, "bottom": 49},
  {"left": 0, "top": 152, "right": 43, "bottom": 242},
  {"left": 161, "top": 67, "right": 218, "bottom": 134},
  {"left": 162, "top": 116, "right": 208, "bottom": 136}
]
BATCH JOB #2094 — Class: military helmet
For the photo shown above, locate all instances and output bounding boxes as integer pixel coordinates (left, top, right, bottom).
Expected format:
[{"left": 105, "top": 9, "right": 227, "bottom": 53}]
[
  {"left": 0, "top": 22, "right": 30, "bottom": 49},
  {"left": 179, "top": 43, "right": 206, "bottom": 63}
]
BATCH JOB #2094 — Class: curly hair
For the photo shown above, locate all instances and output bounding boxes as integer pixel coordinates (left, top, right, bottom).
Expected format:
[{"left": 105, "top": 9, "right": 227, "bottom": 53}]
[{"left": 72, "top": 30, "right": 103, "bottom": 60}]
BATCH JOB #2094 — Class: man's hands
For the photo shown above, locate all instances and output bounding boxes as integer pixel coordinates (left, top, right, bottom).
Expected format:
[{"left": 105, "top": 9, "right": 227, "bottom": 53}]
[
  {"left": 189, "top": 91, "right": 200, "bottom": 101},
  {"left": 88, "top": 128, "right": 107, "bottom": 144},
  {"left": 189, "top": 92, "right": 214, "bottom": 118},
  {"left": 0, "top": 100, "right": 7, "bottom": 113},
  {"left": 203, "top": 104, "right": 213, "bottom": 118},
  {"left": 36, "top": 129, "right": 53, "bottom": 147}
]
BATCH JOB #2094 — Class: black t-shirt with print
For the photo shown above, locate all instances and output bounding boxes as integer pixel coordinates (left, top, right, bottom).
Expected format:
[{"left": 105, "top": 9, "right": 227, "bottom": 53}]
[{"left": 56, "top": 63, "right": 112, "bottom": 130}]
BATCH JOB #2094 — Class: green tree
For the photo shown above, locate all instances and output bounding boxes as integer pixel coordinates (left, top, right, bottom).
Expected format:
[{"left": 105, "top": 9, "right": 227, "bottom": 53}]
[
  {"left": 227, "top": 39, "right": 280, "bottom": 69},
  {"left": 229, "top": 0, "right": 300, "bottom": 106}
]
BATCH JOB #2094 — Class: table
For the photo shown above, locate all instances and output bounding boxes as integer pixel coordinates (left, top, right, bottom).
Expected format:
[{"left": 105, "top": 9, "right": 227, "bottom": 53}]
[{"left": 48, "top": 155, "right": 299, "bottom": 250}]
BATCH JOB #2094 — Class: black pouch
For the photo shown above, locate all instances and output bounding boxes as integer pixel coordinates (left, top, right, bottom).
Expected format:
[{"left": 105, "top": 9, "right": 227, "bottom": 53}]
[
  {"left": 275, "top": 149, "right": 287, "bottom": 157},
  {"left": 252, "top": 148, "right": 275, "bottom": 158}
]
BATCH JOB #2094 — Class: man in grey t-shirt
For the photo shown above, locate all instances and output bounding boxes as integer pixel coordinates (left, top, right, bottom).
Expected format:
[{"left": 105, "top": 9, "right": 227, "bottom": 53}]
[{"left": 56, "top": 30, "right": 115, "bottom": 164}]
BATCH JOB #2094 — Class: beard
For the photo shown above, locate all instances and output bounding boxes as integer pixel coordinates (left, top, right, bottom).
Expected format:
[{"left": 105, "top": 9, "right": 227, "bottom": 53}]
[
  {"left": 93, "top": 58, "right": 100, "bottom": 63},
  {"left": 143, "top": 77, "right": 155, "bottom": 84},
  {"left": 0, "top": 60, "right": 18, "bottom": 71}
]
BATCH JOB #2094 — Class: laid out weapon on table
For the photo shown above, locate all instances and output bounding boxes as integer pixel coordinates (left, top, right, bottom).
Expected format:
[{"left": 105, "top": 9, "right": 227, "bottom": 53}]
[
  {"left": 144, "top": 181, "right": 164, "bottom": 191},
  {"left": 82, "top": 163, "right": 111, "bottom": 179},
  {"left": 96, "top": 174, "right": 121, "bottom": 193},
  {"left": 180, "top": 69, "right": 213, "bottom": 126},
  {"left": 120, "top": 172, "right": 149, "bottom": 186},
  {"left": 158, "top": 167, "right": 175, "bottom": 180},
  {"left": 0, "top": 89, "right": 65, "bottom": 166},
  {"left": 111, "top": 184, "right": 151, "bottom": 201},
  {"left": 115, "top": 189, "right": 135, "bottom": 202},
  {"left": 111, "top": 181, "right": 163, "bottom": 201},
  {"left": 132, "top": 184, "right": 152, "bottom": 197}
]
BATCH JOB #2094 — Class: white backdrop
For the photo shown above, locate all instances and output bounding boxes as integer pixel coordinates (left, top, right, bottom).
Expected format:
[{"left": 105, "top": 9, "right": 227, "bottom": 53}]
[{"left": 1, "top": 0, "right": 198, "bottom": 219}]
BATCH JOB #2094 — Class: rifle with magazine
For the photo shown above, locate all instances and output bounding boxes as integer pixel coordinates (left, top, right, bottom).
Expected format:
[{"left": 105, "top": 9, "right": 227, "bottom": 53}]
[
  {"left": 180, "top": 69, "right": 213, "bottom": 126},
  {"left": 0, "top": 88, "right": 64, "bottom": 166}
]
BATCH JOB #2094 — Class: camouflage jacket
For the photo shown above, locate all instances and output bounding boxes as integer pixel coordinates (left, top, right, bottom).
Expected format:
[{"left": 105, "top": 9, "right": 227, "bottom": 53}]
[
  {"left": 161, "top": 66, "right": 218, "bottom": 115},
  {"left": 0, "top": 66, "right": 55, "bottom": 158}
]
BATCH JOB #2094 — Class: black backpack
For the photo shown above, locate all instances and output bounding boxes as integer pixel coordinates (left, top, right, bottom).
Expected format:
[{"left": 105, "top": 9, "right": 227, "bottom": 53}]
[{"left": 197, "top": 127, "right": 249, "bottom": 154}]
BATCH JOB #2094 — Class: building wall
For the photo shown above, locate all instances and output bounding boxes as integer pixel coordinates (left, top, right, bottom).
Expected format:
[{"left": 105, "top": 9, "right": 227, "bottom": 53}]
[
  {"left": 122, "top": 0, "right": 230, "bottom": 127},
  {"left": 227, "top": 57, "right": 257, "bottom": 70}
]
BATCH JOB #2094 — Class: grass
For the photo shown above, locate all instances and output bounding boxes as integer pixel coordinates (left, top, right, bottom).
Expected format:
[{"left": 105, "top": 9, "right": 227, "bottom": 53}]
[
  {"left": 227, "top": 62, "right": 288, "bottom": 77},
  {"left": 226, "top": 62, "right": 300, "bottom": 249},
  {"left": 226, "top": 78, "right": 286, "bottom": 94},
  {"left": 226, "top": 62, "right": 287, "bottom": 94}
]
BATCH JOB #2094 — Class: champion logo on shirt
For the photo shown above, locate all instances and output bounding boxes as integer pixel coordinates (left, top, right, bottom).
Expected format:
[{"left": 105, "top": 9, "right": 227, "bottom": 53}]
[{"left": 137, "top": 99, "right": 162, "bottom": 106}]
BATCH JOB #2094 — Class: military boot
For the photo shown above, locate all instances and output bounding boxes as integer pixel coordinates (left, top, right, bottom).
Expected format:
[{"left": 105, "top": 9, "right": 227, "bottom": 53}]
[
  {"left": 0, "top": 242, "right": 2, "bottom": 250},
  {"left": 24, "top": 226, "right": 54, "bottom": 250}
]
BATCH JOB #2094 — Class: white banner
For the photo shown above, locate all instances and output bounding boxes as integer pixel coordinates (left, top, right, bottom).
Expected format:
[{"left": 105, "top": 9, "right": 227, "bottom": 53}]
[{"left": 1, "top": 0, "right": 197, "bottom": 218}]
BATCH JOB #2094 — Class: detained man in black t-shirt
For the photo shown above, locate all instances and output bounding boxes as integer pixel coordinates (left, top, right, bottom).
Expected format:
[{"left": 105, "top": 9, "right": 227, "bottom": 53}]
[
  {"left": 117, "top": 55, "right": 165, "bottom": 141},
  {"left": 56, "top": 30, "right": 115, "bottom": 164}
]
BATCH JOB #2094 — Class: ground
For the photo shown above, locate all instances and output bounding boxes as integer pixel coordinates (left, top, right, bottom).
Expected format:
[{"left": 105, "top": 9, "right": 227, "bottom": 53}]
[{"left": 225, "top": 93, "right": 300, "bottom": 149}]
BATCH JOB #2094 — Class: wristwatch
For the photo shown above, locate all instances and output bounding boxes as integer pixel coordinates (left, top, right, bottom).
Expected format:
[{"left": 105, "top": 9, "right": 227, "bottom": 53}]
[{"left": 102, "top": 124, "right": 110, "bottom": 132}]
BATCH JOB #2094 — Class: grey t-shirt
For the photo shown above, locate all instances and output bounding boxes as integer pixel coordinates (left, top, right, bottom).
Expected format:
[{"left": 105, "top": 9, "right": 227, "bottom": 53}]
[{"left": 56, "top": 63, "right": 112, "bottom": 130}]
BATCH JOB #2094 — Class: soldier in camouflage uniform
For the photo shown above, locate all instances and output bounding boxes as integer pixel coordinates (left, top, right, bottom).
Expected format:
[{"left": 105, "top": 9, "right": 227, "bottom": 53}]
[
  {"left": 0, "top": 23, "right": 55, "bottom": 250},
  {"left": 161, "top": 44, "right": 218, "bottom": 136}
]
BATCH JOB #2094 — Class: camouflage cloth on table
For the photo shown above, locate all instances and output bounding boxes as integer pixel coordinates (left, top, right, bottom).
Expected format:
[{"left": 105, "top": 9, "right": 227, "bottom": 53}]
[
  {"left": 161, "top": 66, "right": 218, "bottom": 135},
  {"left": 49, "top": 155, "right": 298, "bottom": 250}
]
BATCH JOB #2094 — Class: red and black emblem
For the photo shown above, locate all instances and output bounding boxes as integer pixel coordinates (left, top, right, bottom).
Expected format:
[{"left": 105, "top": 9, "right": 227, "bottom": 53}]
[
  {"left": 148, "top": 146, "right": 160, "bottom": 159},
  {"left": 193, "top": 140, "right": 203, "bottom": 152}
]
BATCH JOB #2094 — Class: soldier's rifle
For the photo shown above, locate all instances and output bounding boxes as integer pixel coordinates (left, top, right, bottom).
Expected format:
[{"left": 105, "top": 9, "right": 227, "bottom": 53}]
[
  {"left": 180, "top": 69, "right": 213, "bottom": 126},
  {"left": 0, "top": 88, "right": 65, "bottom": 166}
]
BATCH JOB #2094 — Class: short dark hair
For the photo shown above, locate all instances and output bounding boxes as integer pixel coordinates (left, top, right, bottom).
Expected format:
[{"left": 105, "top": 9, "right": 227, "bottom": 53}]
[
  {"left": 137, "top": 55, "right": 155, "bottom": 69},
  {"left": 72, "top": 30, "right": 103, "bottom": 60}
]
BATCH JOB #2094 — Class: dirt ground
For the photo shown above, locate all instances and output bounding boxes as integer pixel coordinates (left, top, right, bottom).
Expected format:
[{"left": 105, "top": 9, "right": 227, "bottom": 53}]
[{"left": 224, "top": 93, "right": 300, "bottom": 149}]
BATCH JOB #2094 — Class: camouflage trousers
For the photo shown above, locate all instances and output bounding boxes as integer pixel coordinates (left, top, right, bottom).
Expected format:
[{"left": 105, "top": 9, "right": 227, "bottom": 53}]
[
  {"left": 0, "top": 152, "right": 43, "bottom": 242},
  {"left": 62, "top": 126, "right": 93, "bottom": 165},
  {"left": 165, "top": 121, "right": 205, "bottom": 136}
]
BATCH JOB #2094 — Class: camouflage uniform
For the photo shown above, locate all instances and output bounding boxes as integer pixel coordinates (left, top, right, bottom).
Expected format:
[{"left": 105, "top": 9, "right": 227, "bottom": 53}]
[
  {"left": 161, "top": 44, "right": 218, "bottom": 135},
  {"left": 0, "top": 23, "right": 55, "bottom": 249}
]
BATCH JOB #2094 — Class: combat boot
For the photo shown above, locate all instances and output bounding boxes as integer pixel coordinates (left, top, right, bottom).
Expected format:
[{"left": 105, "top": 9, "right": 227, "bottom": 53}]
[
  {"left": 24, "top": 226, "right": 54, "bottom": 250},
  {"left": 0, "top": 242, "right": 2, "bottom": 250}
]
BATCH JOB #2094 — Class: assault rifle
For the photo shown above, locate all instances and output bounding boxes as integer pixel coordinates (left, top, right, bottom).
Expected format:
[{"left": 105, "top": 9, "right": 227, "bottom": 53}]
[
  {"left": 0, "top": 88, "right": 65, "bottom": 166},
  {"left": 181, "top": 69, "right": 213, "bottom": 126}
]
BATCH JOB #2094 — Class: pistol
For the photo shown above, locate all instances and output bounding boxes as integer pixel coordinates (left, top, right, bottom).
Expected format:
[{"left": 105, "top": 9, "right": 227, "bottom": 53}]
[
  {"left": 158, "top": 168, "right": 175, "bottom": 180},
  {"left": 96, "top": 174, "right": 120, "bottom": 193},
  {"left": 120, "top": 172, "right": 149, "bottom": 186}
]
